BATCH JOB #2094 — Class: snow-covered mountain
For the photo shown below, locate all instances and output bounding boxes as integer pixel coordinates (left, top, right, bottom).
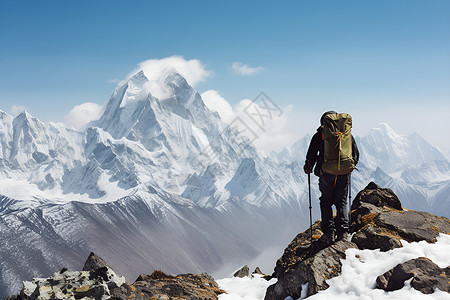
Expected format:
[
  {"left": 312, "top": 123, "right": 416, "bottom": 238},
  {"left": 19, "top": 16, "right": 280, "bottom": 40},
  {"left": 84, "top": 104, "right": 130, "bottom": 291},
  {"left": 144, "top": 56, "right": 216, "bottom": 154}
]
[
  {"left": 0, "top": 71, "right": 311, "bottom": 298},
  {"left": 283, "top": 123, "right": 450, "bottom": 215},
  {"left": 0, "top": 70, "right": 449, "bottom": 298}
]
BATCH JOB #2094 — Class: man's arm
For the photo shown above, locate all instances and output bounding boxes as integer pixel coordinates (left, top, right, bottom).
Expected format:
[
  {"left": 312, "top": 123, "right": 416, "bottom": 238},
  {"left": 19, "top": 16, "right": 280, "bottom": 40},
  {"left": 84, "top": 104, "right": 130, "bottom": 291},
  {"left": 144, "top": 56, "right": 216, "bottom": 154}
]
[
  {"left": 352, "top": 135, "right": 359, "bottom": 165},
  {"left": 304, "top": 132, "right": 321, "bottom": 172}
]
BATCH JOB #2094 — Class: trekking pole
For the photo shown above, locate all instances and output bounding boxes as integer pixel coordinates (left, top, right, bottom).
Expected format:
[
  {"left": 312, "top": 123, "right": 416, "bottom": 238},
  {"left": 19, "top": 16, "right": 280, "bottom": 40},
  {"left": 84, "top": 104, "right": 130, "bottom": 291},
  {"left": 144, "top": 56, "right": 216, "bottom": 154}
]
[
  {"left": 348, "top": 173, "right": 352, "bottom": 231},
  {"left": 308, "top": 173, "right": 313, "bottom": 242}
]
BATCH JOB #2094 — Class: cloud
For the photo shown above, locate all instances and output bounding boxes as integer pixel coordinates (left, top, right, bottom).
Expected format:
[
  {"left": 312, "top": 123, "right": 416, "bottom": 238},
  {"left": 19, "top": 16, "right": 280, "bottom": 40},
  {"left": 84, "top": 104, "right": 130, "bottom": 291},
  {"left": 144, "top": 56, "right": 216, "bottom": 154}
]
[
  {"left": 64, "top": 102, "right": 104, "bottom": 129},
  {"left": 126, "top": 55, "right": 212, "bottom": 86},
  {"left": 106, "top": 79, "right": 120, "bottom": 84},
  {"left": 121, "top": 56, "right": 212, "bottom": 100},
  {"left": 239, "top": 102, "right": 299, "bottom": 153},
  {"left": 232, "top": 62, "right": 264, "bottom": 75},
  {"left": 10, "top": 105, "right": 26, "bottom": 116},
  {"left": 202, "top": 90, "right": 300, "bottom": 153},
  {"left": 201, "top": 90, "right": 235, "bottom": 123}
]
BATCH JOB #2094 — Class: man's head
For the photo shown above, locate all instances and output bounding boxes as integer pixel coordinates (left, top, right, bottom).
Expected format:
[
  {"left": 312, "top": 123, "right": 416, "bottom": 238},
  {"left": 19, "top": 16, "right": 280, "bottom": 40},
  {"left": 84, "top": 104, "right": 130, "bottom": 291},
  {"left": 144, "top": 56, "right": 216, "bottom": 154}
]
[{"left": 320, "top": 110, "right": 337, "bottom": 125}]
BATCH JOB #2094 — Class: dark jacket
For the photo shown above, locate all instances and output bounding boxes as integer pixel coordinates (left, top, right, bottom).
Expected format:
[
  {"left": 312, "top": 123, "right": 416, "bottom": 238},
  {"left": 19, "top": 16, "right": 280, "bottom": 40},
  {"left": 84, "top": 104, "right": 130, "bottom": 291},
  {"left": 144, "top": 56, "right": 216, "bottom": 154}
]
[{"left": 305, "top": 126, "right": 359, "bottom": 177}]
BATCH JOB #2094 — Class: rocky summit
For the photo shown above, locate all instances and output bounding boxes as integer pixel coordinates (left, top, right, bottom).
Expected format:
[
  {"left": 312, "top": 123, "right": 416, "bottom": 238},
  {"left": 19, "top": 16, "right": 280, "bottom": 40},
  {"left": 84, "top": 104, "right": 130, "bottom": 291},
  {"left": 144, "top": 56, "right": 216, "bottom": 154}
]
[
  {"left": 6, "top": 252, "right": 225, "bottom": 300},
  {"left": 265, "top": 182, "right": 450, "bottom": 300}
]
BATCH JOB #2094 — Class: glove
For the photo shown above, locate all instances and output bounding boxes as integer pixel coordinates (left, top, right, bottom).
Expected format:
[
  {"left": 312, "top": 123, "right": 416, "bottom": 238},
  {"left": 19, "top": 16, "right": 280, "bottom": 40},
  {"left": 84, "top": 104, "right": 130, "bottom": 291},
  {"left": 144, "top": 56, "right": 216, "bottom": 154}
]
[{"left": 303, "top": 164, "right": 312, "bottom": 174}]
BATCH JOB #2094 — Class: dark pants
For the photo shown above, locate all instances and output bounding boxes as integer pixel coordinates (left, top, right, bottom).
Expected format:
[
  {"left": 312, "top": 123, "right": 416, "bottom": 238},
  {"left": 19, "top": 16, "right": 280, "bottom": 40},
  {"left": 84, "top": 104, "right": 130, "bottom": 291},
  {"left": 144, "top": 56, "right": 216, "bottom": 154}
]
[{"left": 319, "top": 173, "right": 349, "bottom": 236}]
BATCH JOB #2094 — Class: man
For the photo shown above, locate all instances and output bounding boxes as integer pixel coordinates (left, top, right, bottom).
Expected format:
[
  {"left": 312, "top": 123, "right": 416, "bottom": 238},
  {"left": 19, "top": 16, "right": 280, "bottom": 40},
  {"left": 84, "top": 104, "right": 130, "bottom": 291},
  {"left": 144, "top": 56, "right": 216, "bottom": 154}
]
[{"left": 303, "top": 111, "right": 359, "bottom": 244}]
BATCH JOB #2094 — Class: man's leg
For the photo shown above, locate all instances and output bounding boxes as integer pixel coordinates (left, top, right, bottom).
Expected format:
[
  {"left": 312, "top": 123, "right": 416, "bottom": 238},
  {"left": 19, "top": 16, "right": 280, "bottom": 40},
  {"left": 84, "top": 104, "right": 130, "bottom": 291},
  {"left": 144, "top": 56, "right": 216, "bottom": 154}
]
[
  {"left": 333, "top": 174, "right": 350, "bottom": 238},
  {"left": 319, "top": 173, "right": 335, "bottom": 237}
]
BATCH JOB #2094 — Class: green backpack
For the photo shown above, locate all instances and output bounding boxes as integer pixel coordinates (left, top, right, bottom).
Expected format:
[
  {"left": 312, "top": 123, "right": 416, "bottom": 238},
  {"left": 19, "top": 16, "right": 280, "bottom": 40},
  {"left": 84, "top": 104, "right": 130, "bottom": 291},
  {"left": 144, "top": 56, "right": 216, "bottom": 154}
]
[{"left": 322, "top": 113, "right": 355, "bottom": 175}]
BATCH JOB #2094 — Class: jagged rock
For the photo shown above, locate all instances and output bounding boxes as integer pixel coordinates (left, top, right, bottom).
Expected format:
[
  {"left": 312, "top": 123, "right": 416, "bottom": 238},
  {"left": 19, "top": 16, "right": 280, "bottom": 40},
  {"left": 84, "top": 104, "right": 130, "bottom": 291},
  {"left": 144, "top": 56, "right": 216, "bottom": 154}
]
[
  {"left": 376, "top": 257, "right": 450, "bottom": 294},
  {"left": 265, "top": 182, "right": 450, "bottom": 299},
  {"left": 110, "top": 270, "right": 225, "bottom": 299},
  {"left": 265, "top": 220, "right": 357, "bottom": 300},
  {"left": 9, "top": 255, "right": 224, "bottom": 300},
  {"left": 271, "top": 220, "right": 322, "bottom": 279},
  {"left": 352, "top": 182, "right": 402, "bottom": 210},
  {"left": 11, "top": 266, "right": 125, "bottom": 300},
  {"left": 351, "top": 224, "right": 402, "bottom": 251},
  {"left": 252, "top": 267, "right": 265, "bottom": 276},
  {"left": 233, "top": 265, "right": 249, "bottom": 278},
  {"left": 82, "top": 252, "right": 110, "bottom": 271},
  {"left": 351, "top": 182, "right": 450, "bottom": 251}
]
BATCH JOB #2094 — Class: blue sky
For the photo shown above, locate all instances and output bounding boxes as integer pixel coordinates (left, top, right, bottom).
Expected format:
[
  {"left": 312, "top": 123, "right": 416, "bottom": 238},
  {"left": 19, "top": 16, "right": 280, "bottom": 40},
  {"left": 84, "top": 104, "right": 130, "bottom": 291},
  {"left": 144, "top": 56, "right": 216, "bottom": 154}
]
[{"left": 1, "top": 0, "right": 449, "bottom": 151}]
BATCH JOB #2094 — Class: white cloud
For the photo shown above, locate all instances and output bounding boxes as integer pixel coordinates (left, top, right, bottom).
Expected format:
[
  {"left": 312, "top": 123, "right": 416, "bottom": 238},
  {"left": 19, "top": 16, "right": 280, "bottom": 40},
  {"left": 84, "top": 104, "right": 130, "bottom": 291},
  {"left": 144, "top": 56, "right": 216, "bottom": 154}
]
[
  {"left": 121, "top": 56, "right": 212, "bottom": 100},
  {"left": 64, "top": 102, "right": 104, "bottom": 129},
  {"left": 202, "top": 90, "right": 300, "bottom": 153},
  {"left": 10, "top": 105, "right": 26, "bottom": 116},
  {"left": 106, "top": 79, "right": 120, "bottom": 84},
  {"left": 201, "top": 90, "right": 235, "bottom": 123},
  {"left": 126, "top": 55, "right": 212, "bottom": 87},
  {"left": 244, "top": 103, "right": 299, "bottom": 153},
  {"left": 232, "top": 62, "right": 264, "bottom": 75}
]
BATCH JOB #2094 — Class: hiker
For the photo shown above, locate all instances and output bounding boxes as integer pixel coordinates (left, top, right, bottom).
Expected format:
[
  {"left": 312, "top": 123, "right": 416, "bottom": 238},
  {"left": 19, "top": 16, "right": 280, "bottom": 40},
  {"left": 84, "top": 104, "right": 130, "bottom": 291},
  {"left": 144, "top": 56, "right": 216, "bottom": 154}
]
[{"left": 303, "top": 111, "right": 359, "bottom": 245}]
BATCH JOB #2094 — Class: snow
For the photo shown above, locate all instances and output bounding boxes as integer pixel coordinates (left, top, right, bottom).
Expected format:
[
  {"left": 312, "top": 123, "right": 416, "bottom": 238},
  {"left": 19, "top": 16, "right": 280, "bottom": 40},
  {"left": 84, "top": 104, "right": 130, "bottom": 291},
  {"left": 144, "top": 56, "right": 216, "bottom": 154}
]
[
  {"left": 0, "top": 71, "right": 448, "bottom": 217},
  {"left": 217, "top": 275, "right": 277, "bottom": 300},
  {"left": 217, "top": 234, "right": 450, "bottom": 300},
  {"left": 0, "top": 176, "right": 131, "bottom": 205}
]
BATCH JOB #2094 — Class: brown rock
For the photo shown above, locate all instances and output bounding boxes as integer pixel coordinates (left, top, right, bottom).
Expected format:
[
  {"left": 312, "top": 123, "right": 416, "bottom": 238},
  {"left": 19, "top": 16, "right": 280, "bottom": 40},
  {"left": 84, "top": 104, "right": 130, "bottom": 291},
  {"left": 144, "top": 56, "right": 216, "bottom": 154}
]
[
  {"left": 233, "top": 265, "right": 249, "bottom": 278},
  {"left": 265, "top": 220, "right": 357, "bottom": 300},
  {"left": 351, "top": 182, "right": 402, "bottom": 211},
  {"left": 376, "top": 257, "right": 450, "bottom": 294},
  {"left": 82, "top": 252, "right": 110, "bottom": 271}
]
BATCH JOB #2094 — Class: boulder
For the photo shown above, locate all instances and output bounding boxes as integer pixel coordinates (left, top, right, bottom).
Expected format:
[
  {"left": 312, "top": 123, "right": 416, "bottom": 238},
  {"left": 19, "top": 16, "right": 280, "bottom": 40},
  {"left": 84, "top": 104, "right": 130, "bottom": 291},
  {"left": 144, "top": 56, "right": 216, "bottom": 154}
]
[
  {"left": 351, "top": 181, "right": 402, "bottom": 211},
  {"left": 351, "top": 182, "right": 450, "bottom": 251},
  {"left": 265, "top": 182, "right": 450, "bottom": 299},
  {"left": 252, "top": 267, "right": 265, "bottom": 276},
  {"left": 265, "top": 220, "right": 357, "bottom": 300},
  {"left": 113, "top": 271, "right": 225, "bottom": 299},
  {"left": 376, "top": 257, "right": 450, "bottom": 294},
  {"left": 8, "top": 254, "right": 224, "bottom": 300},
  {"left": 82, "top": 252, "right": 110, "bottom": 271},
  {"left": 233, "top": 265, "right": 250, "bottom": 278}
]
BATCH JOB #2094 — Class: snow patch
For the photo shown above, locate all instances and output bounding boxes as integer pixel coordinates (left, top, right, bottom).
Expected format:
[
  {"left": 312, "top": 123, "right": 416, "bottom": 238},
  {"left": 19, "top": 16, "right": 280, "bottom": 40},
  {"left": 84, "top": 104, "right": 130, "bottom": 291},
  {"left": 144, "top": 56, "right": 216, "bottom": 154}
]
[
  {"left": 217, "top": 275, "right": 276, "bottom": 300},
  {"left": 217, "top": 234, "right": 450, "bottom": 300}
]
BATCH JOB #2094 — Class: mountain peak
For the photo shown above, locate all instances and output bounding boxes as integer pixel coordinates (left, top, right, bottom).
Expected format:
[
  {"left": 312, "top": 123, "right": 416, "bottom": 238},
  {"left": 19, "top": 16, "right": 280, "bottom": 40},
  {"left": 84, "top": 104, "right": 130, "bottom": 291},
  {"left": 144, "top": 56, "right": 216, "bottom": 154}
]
[
  {"left": 13, "top": 110, "right": 38, "bottom": 127},
  {"left": 371, "top": 123, "right": 399, "bottom": 139},
  {"left": 130, "top": 70, "right": 149, "bottom": 85},
  {"left": 165, "top": 72, "right": 187, "bottom": 85},
  {"left": 16, "top": 110, "right": 31, "bottom": 119}
]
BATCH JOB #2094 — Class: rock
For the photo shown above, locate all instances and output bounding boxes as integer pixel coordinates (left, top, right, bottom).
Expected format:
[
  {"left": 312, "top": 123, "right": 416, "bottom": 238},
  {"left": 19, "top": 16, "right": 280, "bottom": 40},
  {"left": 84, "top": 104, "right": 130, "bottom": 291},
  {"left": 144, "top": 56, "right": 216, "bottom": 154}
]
[
  {"left": 351, "top": 182, "right": 402, "bottom": 211},
  {"left": 252, "top": 267, "right": 265, "bottom": 276},
  {"left": 113, "top": 270, "right": 225, "bottom": 299},
  {"left": 265, "top": 182, "right": 450, "bottom": 299},
  {"left": 9, "top": 254, "right": 223, "bottom": 300},
  {"left": 74, "top": 285, "right": 107, "bottom": 299},
  {"left": 376, "top": 257, "right": 450, "bottom": 294},
  {"left": 351, "top": 183, "right": 450, "bottom": 251},
  {"left": 82, "top": 252, "right": 110, "bottom": 271},
  {"left": 351, "top": 224, "right": 402, "bottom": 251},
  {"left": 265, "top": 220, "right": 357, "bottom": 300},
  {"left": 12, "top": 266, "right": 125, "bottom": 300},
  {"left": 233, "top": 265, "right": 249, "bottom": 278}
]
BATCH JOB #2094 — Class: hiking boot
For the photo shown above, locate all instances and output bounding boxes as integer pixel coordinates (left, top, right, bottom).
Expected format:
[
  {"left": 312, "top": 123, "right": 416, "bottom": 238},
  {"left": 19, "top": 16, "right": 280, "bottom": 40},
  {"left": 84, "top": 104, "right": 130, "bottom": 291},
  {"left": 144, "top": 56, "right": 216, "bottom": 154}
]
[
  {"left": 336, "top": 232, "right": 349, "bottom": 242},
  {"left": 317, "top": 232, "right": 334, "bottom": 246}
]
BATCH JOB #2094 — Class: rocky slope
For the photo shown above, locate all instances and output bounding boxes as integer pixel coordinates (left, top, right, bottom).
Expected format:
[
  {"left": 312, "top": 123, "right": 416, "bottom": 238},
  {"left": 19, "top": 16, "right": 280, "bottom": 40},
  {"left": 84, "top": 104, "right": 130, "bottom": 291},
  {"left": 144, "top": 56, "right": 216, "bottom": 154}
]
[
  {"left": 6, "top": 253, "right": 225, "bottom": 300},
  {"left": 5, "top": 182, "right": 450, "bottom": 299},
  {"left": 265, "top": 182, "right": 450, "bottom": 299}
]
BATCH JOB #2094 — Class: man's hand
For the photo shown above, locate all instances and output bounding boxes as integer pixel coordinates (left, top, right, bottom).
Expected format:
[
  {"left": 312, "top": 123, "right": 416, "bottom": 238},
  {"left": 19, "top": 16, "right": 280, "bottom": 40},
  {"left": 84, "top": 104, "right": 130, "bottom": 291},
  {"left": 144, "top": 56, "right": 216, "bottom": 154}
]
[{"left": 303, "top": 164, "right": 312, "bottom": 174}]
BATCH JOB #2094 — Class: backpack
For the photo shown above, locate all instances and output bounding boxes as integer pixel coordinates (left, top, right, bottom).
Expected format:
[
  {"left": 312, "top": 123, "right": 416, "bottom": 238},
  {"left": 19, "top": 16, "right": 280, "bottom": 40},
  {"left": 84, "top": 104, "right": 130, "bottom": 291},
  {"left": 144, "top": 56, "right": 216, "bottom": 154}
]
[{"left": 322, "top": 113, "right": 355, "bottom": 175}]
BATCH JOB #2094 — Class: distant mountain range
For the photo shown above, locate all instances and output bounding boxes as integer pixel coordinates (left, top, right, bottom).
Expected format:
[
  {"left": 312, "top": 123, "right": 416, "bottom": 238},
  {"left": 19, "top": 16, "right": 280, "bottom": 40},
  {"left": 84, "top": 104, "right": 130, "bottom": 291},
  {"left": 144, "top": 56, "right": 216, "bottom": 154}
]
[{"left": 0, "top": 70, "right": 448, "bottom": 299}]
